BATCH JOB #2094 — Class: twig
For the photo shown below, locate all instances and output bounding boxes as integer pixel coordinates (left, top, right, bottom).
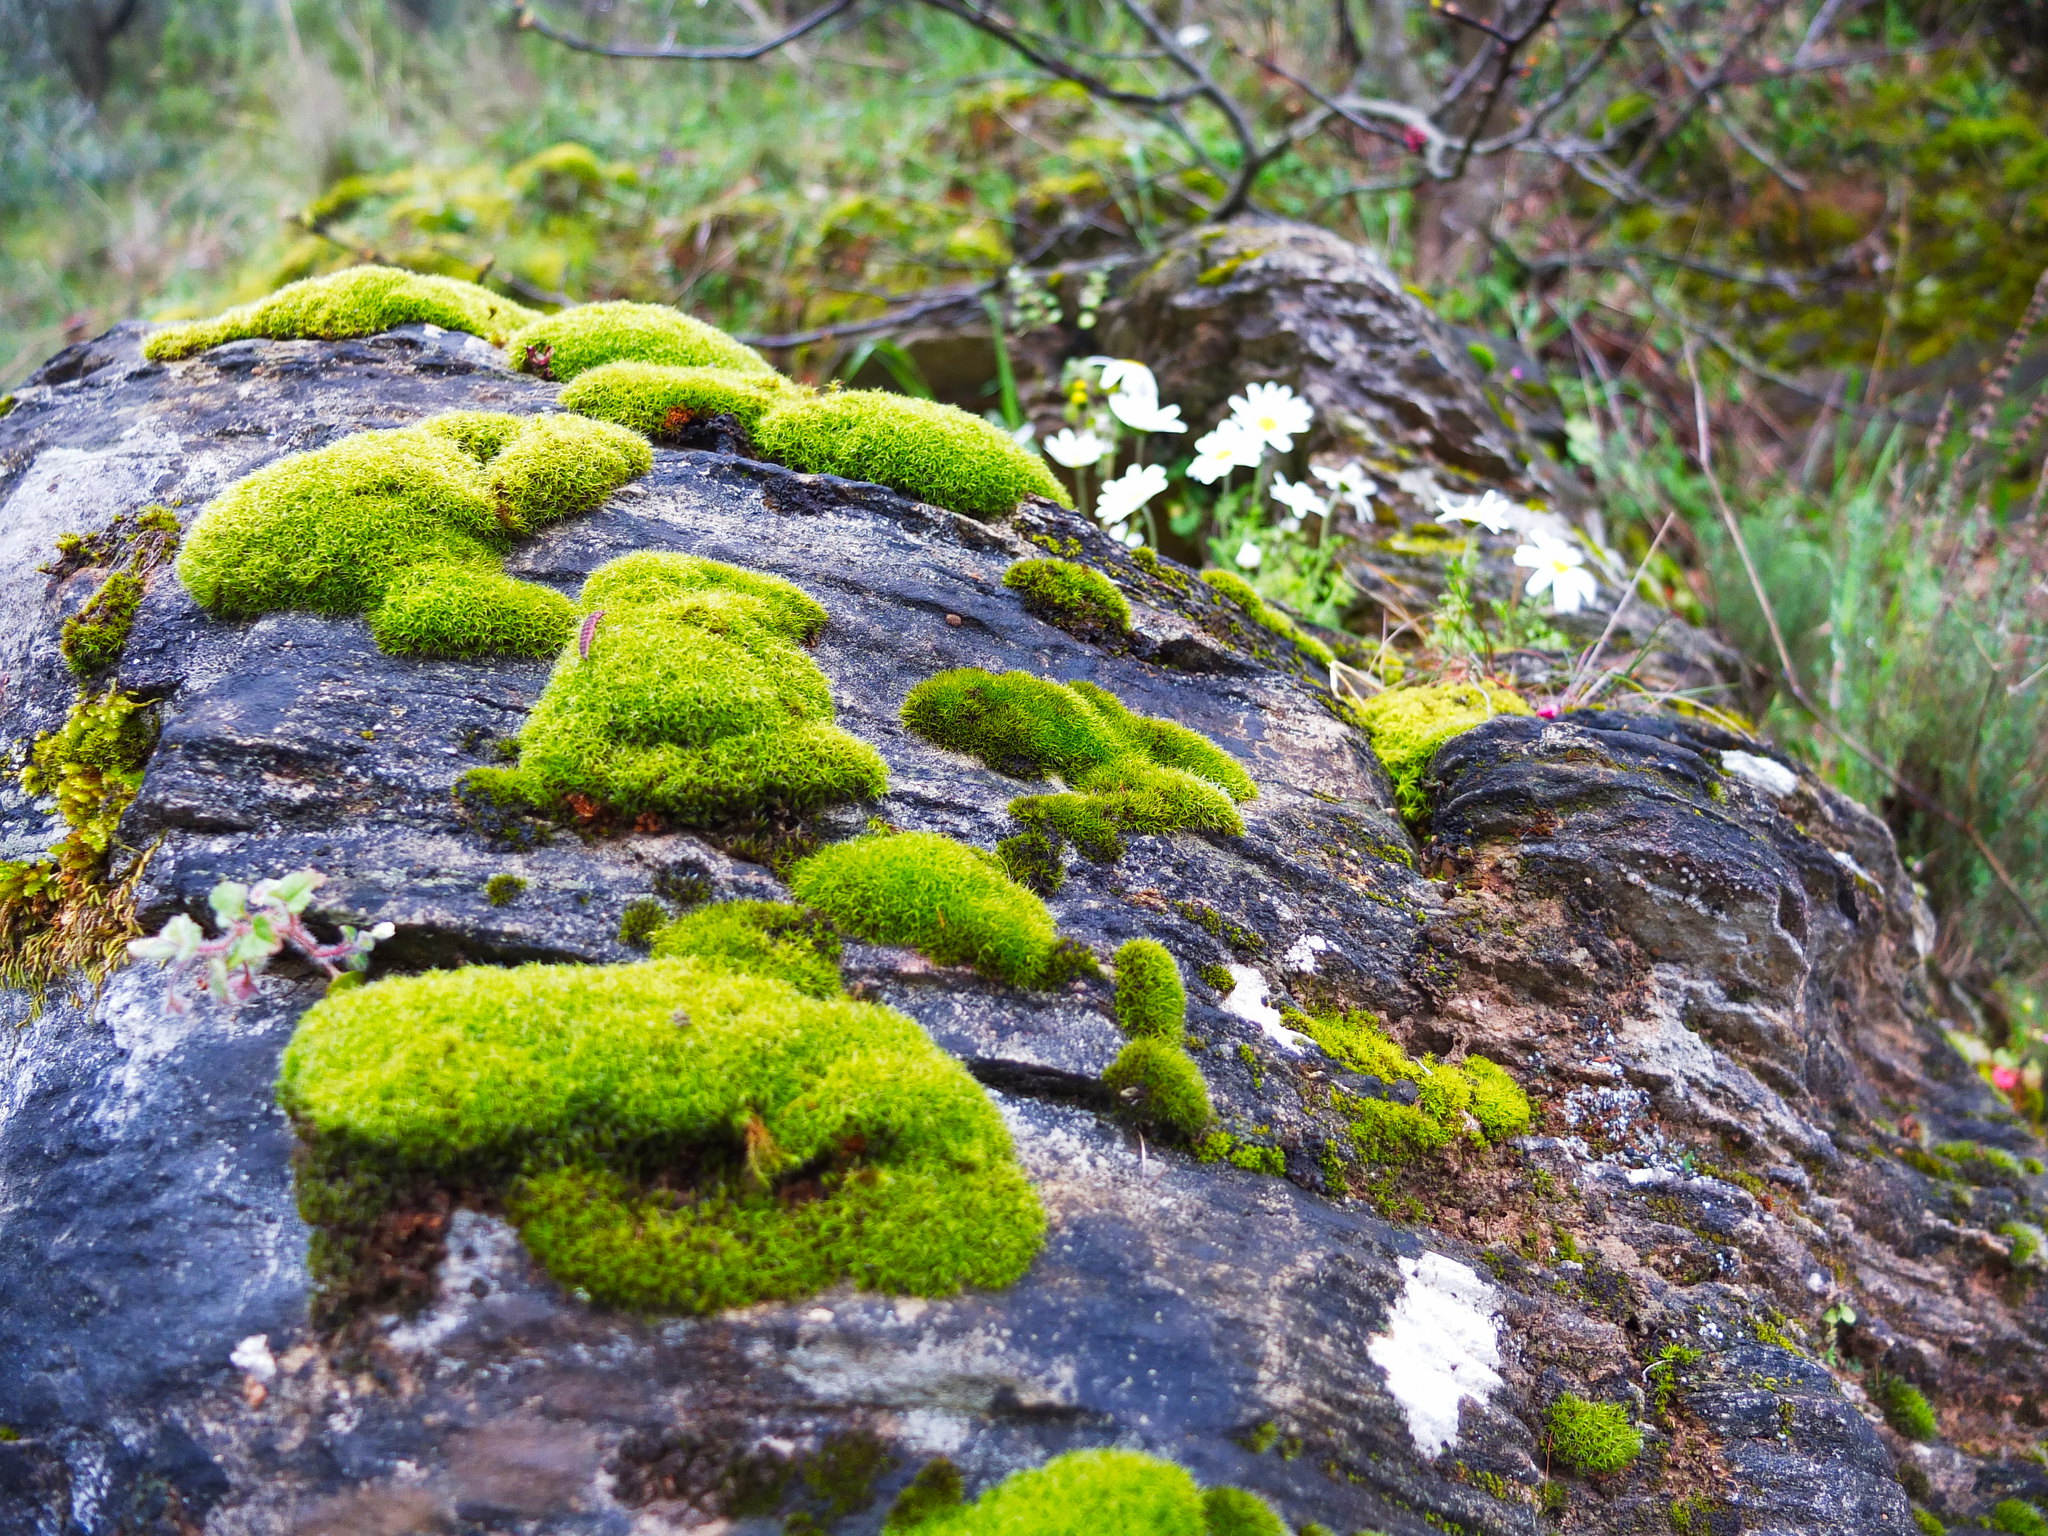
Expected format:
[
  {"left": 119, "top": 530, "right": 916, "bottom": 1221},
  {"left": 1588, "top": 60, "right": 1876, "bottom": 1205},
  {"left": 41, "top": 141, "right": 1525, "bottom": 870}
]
[{"left": 512, "top": 0, "right": 857, "bottom": 60}]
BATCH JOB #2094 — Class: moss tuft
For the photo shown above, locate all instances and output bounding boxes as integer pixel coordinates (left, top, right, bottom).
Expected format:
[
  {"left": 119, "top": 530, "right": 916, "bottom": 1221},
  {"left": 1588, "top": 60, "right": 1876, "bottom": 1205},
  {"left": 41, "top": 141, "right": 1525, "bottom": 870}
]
[
  {"left": 483, "top": 873, "right": 526, "bottom": 907},
  {"left": 558, "top": 360, "right": 803, "bottom": 437},
  {"left": 279, "top": 956, "right": 1045, "bottom": 1313},
  {"left": 906, "top": 1449, "right": 1211, "bottom": 1536},
  {"left": 1462, "top": 1056, "right": 1535, "bottom": 1141},
  {"left": 651, "top": 899, "right": 843, "bottom": 998},
  {"left": 1294, "top": 1007, "right": 1528, "bottom": 1165},
  {"left": 1993, "top": 1501, "right": 2048, "bottom": 1536},
  {"left": 618, "top": 896, "right": 667, "bottom": 948},
  {"left": 787, "top": 831, "right": 1063, "bottom": 987},
  {"left": 2000, "top": 1219, "right": 2045, "bottom": 1269},
  {"left": 995, "top": 829, "right": 1066, "bottom": 895},
  {"left": 1200, "top": 569, "right": 1335, "bottom": 668},
  {"left": 1347, "top": 682, "right": 1532, "bottom": 821},
  {"left": 506, "top": 300, "right": 774, "bottom": 381},
  {"left": 888, "top": 1459, "right": 967, "bottom": 1530},
  {"left": 1200, "top": 1487, "right": 1288, "bottom": 1536},
  {"left": 465, "top": 552, "right": 887, "bottom": 828},
  {"left": 1103, "top": 1037, "right": 1213, "bottom": 1139},
  {"left": 1002, "top": 558, "right": 1131, "bottom": 643},
  {"left": 60, "top": 572, "right": 146, "bottom": 676},
  {"left": 1114, "top": 938, "right": 1186, "bottom": 1042},
  {"left": 1546, "top": 1394, "right": 1643, "bottom": 1474},
  {"left": 754, "top": 389, "right": 1068, "bottom": 521},
  {"left": 143, "top": 265, "right": 541, "bottom": 360},
  {"left": 176, "top": 411, "right": 648, "bottom": 658},
  {"left": 1910, "top": 1508, "right": 1946, "bottom": 1536},
  {"left": 1876, "top": 1377, "right": 1939, "bottom": 1442}
]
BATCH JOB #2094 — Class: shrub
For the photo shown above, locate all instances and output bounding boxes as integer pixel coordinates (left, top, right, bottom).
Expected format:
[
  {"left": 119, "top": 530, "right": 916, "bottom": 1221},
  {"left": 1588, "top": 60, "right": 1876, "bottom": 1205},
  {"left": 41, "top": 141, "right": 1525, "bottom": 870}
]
[
  {"left": 1546, "top": 1394, "right": 1643, "bottom": 1474},
  {"left": 558, "top": 360, "right": 803, "bottom": 437},
  {"left": 465, "top": 552, "right": 887, "bottom": 826},
  {"left": 142, "top": 265, "right": 542, "bottom": 360},
  {"left": 1200, "top": 568, "right": 1334, "bottom": 667},
  {"left": 175, "top": 411, "right": 648, "bottom": 658},
  {"left": 1102, "top": 1037, "right": 1213, "bottom": 1139},
  {"left": 1346, "top": 682, "right": 1531, "bottom": 821},
  {"left": 1113, "top": 938, "right": 1186, "bottom": 1042},
  {"left": 278, "top": 956, "right": 1045, "bottom": 1313},
  {"left": 1877, "top": 1377, "right": 1939, "bottom": 1443},
  {"left": 651, "top": 899, "right": 843, "bottom": 998},
  {"left": 506, "top": 300, "right": 774, "bottom": 381},
  {"left": 754, "top": 389, "right": 1069, "bottom": 521},
  {"left": 1003, "top": 558, "right": 1131, "bottom": 642},
  {"left": 905, "top": 1449, "right": 1210, "bottom": 1536},
  {"left": 786, "top": 831, "right": 1064, "bottom": 987}
]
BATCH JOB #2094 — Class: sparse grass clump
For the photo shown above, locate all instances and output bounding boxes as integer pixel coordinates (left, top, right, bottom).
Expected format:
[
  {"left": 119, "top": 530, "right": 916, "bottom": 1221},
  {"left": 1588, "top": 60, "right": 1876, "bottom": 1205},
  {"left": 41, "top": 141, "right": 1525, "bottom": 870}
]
[
  {"left": 507, "top": 300, "right": 774, "bottom": 381},
  {"left": 1103, "top": 1037, "right": 1213, "bottom": 1139},
  {"left": 1347, "top": 682, "right": 1532, "bottom": 820},
  {"left": 464, "top": 552, "right": 887, "bottom": 828},
  {"left": 903, "top": 1449, "right": 1275, "bottom": 1536},
  {"left": 557, "top": 360, "right": 802, "bottom": 437},
  {"left": 1200, "top": 569, "right": 1335, "bottom": 668},
  {"left": 143, "top": 265, "right": 540, "bottom": 360},
  {"left": 651, "top": 899, "right": 843, "bottom": 998},
  {"left": 787, "top": 831, "right": 1073, "bottom": 987},
  {"left": 279, "top": 956, "right": 1045, "bottom": 1314},
  {"left": 176, "top": 410, "right": 649, "bottom": 658},
  {"left": 1876, "top": 1377, "right": 1939, "bottom": 1442},
  {"left": 1113, "top": 938, "right": 1186, "bottom": 1041},
  {"left": 1003, "top": 558, "right": 1131, "bottom": 643},
  {"left": 1546, "top": 1394, "right": 1643, "bottom": 1474},
  {"left": 754, "top": 389, "right": 1069, "bottom": 520}
]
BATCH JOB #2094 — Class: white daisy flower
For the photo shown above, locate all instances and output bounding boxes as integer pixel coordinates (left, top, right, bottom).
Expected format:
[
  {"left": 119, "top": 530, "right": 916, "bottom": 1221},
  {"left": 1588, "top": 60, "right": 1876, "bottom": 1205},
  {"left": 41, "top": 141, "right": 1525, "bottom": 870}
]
[
  {"left": 1043, "top": 428, "right": 1108, "bottom": 468},
  {"left": 1270, "top": 473, "right": 1330, "bottom": 520},
  {"left": 1436, "top": 488, "right": 1523, "bottom": 534},
  {"left": 1174, "top": 22, "right": 1211, "bottom": 46},
  {"left": 1235, "top": 540, "right": 1264, "bottom": 570},
  {"left": 1227, "top": 381, "right": 1314, "bottom": 452},
  {"left": 1311, "top": 460, "right": 1377, "bottom": 504},
  {"left": 1108, "top": 385, "right": 1186, "bottom": 434},
  {"left": 1089, "top": 357, "right": 1158, "bottom": 398},
  {"left": 1514, "top": 535, "right": 1599, "bottom": 614},
  {"left": 1187, "top": 418, "right": 1265, "bottom": 483},
  {"left": 1097, "top": 462, "right": 1169, "bottom": 525}
]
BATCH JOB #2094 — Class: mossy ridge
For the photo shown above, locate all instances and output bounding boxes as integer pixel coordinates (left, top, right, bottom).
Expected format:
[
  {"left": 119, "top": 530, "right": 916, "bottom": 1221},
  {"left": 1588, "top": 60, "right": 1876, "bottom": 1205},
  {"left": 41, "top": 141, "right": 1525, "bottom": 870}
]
[
  {"left": 143, "top": 265, "right": 540, "bottom": 361},
  {"left": 176, "top": 410, "right": 650, "bottom": 659},
  {"left": 464, "top": 552, "right": 887, "bottom": 830},
  {"left": 651, "top": 899, "right": 844, "bottom": 998},
  {"left": 1200, "top": 569, "right": 1336, "bottom": 670},
  {"left": 508, "top": 300, "right": 775, "bottom": 381},
  {"left": 1003, "top": 557, "right": 1132, "bottom": 644},
  {"left": 1347, "top": 682, "right": 1532, "bottom": 821},
  {"left": 1545, "top": 1394, "right": 1643, "bottom": 1475},
  {"left": 899, "top": 1448, "right": 1281, "bottom": 1536},
  {"left": 1292, "top": 1008, "right": 1531, "bottom": 1167},
  {"left": 558, "top": 360, "right": 804, "bottom": 437},
  {"left": 280, "top": 955, "right": 1045, "bottom": 1314},
  {"left": 755, "top": 389, "right": 1069, "bottom": 522}
]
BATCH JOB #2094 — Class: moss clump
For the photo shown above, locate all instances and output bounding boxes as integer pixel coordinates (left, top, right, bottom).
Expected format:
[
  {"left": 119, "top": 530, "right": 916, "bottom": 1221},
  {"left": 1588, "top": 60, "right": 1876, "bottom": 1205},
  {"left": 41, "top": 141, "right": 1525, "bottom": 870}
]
[
  {"left": 787, "top": 832, "right": 1072, "bottom": 987},
  {"left": 754, "top": 389, "right": 1068, "bottom": 521},
  {"left": 2000, "top": 1219, "right": 2045, "bottom": 1269},
  {"left": 1546, "top": 1394, "right": 1643, "bottom": 1474},
  {"left": 1296, "top": 1009, "right": 1530, "bottom": 1164},
  {"left": 144, "top": 265, "right": 540, "bottom": 360},
  {"left": 1993, "top": 1501, "right": 2048, "bottom": 1536},
  {"left": 1103, "top": 1037, "right": 1213, "bottom": 1139},
  {"left": 484, "top": 873, "right": 526, "bottom": 906},
  {"left": 651, "top": 899, "right": 843, "bottom": 998},
  {"left": 1200, "top": 1487, "right": 1287, "bottom": 1536},
  {"left": 905, "top": 1449, "right": 1247, "bottom": 1536},
  {"left": 1200, "top": 569, "right": 1335, "bottom": 668},
  {"left": 279, "top": 956, "right": 1045, "bottom": 1313},
  {"left": 1114, "top": 939, "right": 1186, "bottom": 1042},
  {"left": 1910, "top": 1507, "right": 1946, "bottom": 1536},
  {"left": 60, "top": 572, "right": 145, "bottom": 676},
  {"left": 995, "top": 828, "right": 1066, "bottom": 895},
  {"left": 1003, "top": 558, "right": 1131, "bottom": 643},
  {"left": 887, "top": 1460, "right": 966, "bottom": 1530},
  {"left": 507, "top": 300, "right": 774, "bottom": 382},
  {"left": 176, "top": 411, "right": 649, "bottom": 659},
  {"left": 1876, "top": 1377, "right": 1939, "bottom": 1442},
  {"left": 558, "top": 360, "right": 802, "bottom": 437},
  {"left": 1347, "top": 682, "right": 1532, "bottom": 820},
  {"left": 618, "top": 896, "right": 668, "bottom": 948},
  {"left": 1463, "top": 1056, "right": 1535, "bottom": 1141},
  {"left": 465, "top": 553, "right": 887, "bottom": 828}
]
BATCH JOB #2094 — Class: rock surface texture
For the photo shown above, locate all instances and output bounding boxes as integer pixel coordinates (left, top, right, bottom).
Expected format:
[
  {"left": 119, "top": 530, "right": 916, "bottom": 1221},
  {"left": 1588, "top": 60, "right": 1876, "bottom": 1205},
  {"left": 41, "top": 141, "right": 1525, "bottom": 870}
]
[{"left": 0, "top": 314, "right": 2042, "bottom": 1536}]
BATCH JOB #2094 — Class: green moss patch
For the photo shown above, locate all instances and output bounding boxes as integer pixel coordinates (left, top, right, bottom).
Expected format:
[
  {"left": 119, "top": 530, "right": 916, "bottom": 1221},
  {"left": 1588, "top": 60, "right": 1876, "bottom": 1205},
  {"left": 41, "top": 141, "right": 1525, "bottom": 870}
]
[
  {"left": 1003, "top": 558, "right": 1131, "bottom": 644},
  {"left": 1992, "top": 1500, "right": 2048, "bottom": 1536},
  {"left": 1294, "top": 1008, "right": 1530, "bottom": 1164},
  {"left": 754, "top": 390, "right": 1068, "bottom": 521},
  {"left": 651, "top": 899, "right": 844, "bottom": 998},
  {"left": 1876, "top": 1377, "right": 1939, "bottom": 1442},
  {"left": 279, "top": 955, "right": 1044, "bottom": 1314},
  {"left": 1104, "top": 1037, "right": 1213, "bottom": 1139},
  {"left": 507, "top": 300, "right": 773, "bottom": 381},
  {"left": 1200, "top": 569, "right": 1335, "bottom": 669},
  {"left": 1114, "top": 939, "right": 1186, "bottom": 1041},
  {"left": 902, "top": 1449, "right": 1279, "bottom": 1536},
  {"left": 464, "top": 552, "right": 887, "bottom": 828},
  {"left": 177, "top": 411, "right": 650, "bottom": 658},
  {"left": 787, "top": 831, "right": 1082, "bottom": 987},
  {"left": 144, "top": 265, "right": 540, "bottom": 360},
  {"left": 558, "top": 360, "right": 802, "bottom": 437},
  {"left": 1546, "top": 1394, "right": 1643, "bottom": 1474},
  {"left": 1347, "top": 682, "right": 1532, "bottom": 820}
]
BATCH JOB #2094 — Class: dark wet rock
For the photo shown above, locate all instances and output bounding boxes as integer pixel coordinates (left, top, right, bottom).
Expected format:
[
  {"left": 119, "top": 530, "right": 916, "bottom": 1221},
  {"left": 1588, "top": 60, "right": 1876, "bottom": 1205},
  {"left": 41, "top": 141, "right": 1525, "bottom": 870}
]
[{"left": 0, "top": 320, "right": 2036, "bottom": 1536}]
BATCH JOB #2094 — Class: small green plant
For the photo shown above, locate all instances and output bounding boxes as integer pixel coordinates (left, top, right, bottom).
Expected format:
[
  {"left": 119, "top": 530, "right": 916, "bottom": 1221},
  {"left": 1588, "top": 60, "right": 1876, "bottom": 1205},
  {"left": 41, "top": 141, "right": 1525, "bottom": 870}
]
[
  {"left": 1546, "top": 1393, "right": 1643, "bottom": 1474},
  {"left": 650, "top": 899, "right": 843, "bottom": 998},
  {"left": 754, "top": 389, "right": 1069, "bottom": 521},
  {"left": 894, "top": 1448, "right": 1279, "bottom": 1536},
  {"left": 143, "top": 265, "right": 541, "bottom": 359},
  {"left": 127, "top": 869, "right": 393, "bottom": 1012},
  {"left": 558, "top": 359, "right": 801, "bottom": 436},
  {"left": 994, "top": 828, "right": 1065, "bottom": 894},
  {"left": 1908, "top": 1508, "right": 1944, "bottom": 1536},
  {"left": 507, "top": 299, "right": 774, "bottom": 380},
  {"left": 1992, "top": 1500, "right": 2048, "bottom": 1536},
  {"left": 1647, "top": 1344, "right": 1703, "bottom": 1419},
  {"left": 1346, "top": 682, "right": 1532, "bottom": 821},
  {"left": 1113, "top": 938, "right": 1185, "bottom": 1041},
  {"left": 1002, "top": 557, "right": 1131, "bottom": 643},
  {"left": 1876, "top": 1377, "right": 1939, "bottom": 1443},
  {"left": 617, "top": 896, "right": 667, "bottom": 948},
  {"left": 1103, "top": 1036, "right": 1213, "bottom": 1139},
  {"left": 1200, "top": 568, "right": 1334, "bottom": 668},
  {"left": 483, "top": 873, "right": 527, "bottom": 906}
]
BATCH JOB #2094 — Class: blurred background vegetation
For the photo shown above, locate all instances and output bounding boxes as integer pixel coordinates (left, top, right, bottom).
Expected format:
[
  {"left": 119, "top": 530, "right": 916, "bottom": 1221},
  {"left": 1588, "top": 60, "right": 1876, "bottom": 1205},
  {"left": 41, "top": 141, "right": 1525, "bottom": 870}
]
[{"left": 3, "top": 0, "right": 2047, "bottom": 1080}]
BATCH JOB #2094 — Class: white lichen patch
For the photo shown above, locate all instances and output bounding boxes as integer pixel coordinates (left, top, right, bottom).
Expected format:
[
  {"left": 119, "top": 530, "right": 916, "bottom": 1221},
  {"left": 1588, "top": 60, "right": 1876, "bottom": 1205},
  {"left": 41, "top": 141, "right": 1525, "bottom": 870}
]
[
  {"left": 1281, "top": 933, "right": 1330, "bottom": 973},
  {"left": 1720, "top": 749, "right": 1799, "bottom": 799},
  {"left": 1219, "top": 964, "right": 1314, "bottom": 1052},
  {"left": 1366, "top": 1251, "right": 1503, "bottom": 1459}
]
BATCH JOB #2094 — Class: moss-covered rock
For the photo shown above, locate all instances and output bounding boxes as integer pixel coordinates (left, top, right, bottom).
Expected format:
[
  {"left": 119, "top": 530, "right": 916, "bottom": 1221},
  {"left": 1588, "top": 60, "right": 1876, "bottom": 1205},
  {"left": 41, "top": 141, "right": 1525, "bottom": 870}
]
[
  {"left": 143, "top": 265, "right": 540, "bottom": 360},
  {"left": 901, "top": 1449, "right": 1281, "bottom": 1535},
  {"left": 1200, "top": 569, "right": 1334, "bottom": 669},
  {"left": 557, "top": 360, "right": 803, "bottom": 436},
  {"left": 1003, "top": 557, "right": 1131, "bottom": 643},
  {"left": 507, "top": 300, "right": 774, "bottom": 381},
  {"left": 1347, "top": 682, "right": 1531, "bottom": 820},
  {"left": 1294, "top": 1008, "right": 1530, "bottom": 1163},
  {"left": 650, "top": 899, "right": 844, "bottom": 999}
]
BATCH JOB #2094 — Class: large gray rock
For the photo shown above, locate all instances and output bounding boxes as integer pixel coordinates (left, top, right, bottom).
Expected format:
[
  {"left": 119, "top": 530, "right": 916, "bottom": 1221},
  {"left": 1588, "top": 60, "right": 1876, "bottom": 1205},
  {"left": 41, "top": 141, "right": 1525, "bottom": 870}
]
[{"left": 0, "top": 318, "right": 2036, "bottom": 1536}]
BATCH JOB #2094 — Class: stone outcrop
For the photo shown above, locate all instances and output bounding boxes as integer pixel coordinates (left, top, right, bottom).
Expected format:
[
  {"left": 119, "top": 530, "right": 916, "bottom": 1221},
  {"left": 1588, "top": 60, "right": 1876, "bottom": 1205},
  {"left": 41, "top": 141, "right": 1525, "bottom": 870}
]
[{"left": 0, "top": 309, "right": 2041, "bottom": 1536}]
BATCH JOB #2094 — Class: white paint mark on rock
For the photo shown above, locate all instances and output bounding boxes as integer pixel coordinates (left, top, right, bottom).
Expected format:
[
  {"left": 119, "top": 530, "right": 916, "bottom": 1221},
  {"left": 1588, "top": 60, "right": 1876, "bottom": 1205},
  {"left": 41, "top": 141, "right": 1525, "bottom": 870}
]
[
  {"left": 230, "top": 1334, "right": 277, "bottom": 1381},
  {"left": 1366, "top": 1251, "right": 1503, "bottom": 1459},
  {"left": 1219, "top": 965, "right": 1314, "bottom": 1053},
  {"left": 1281, "top": 934, "right": 1331, "bottom": 973},
  {"left": 1720, "top": 750, "right": 1799, "bottom": 799}
]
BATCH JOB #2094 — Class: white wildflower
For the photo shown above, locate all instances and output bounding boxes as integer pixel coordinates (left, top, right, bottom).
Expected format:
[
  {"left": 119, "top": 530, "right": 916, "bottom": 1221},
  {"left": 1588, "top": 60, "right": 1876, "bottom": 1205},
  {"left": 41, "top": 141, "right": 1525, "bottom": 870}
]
[
  {"left": 1043, "top": 428, "right": 1108, "bottom": 468},
  {"left": 1107, "top": 378, "right": 1186, "bottom": 434},
  {"left": 1009, "top": 422, "right": 1036, "bottom": 447},
  {"left": 1513, "top": 535, "right": 1599, "bottom": 614},
  {"left": 1227, "top": 381, "right": 1314, "bottom": 452},
  {"left": 1187, "top": 418, "right": 1265, "bottom": 483},
  {"left": 1436, "top": 488, "right": 1522, "bottom": 534},
  {"left": 1270, "top": 472, "right": 1330, "bottom": 520},
  {"left": 1174, "top": 22, "right": 1211, "bottom": 46},
  {"left": 1311, "top": 460, "right": 1377, "bottom": 504},
  {"left": 1235, "top": 540, "right": 1263, "bottom": 570},
  {"left": 1097, "top": 462, "right": 1169, "bottom": 525},
  {"left": 1089, "top": 357, "right": 1157, "bottom": 397}
]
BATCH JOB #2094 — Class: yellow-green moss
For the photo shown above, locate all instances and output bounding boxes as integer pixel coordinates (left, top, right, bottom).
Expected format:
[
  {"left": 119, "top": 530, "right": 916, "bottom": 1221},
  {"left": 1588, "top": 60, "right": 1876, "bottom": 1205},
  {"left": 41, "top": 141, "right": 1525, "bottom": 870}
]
[
  {"left": 1876, "top": 1377, "right": 1939, "bottom": 1443},
  {"left": 905, "top": 1449, "right": 1277, "bottom": 1536},
  {"left": 650, "top": 899, "right": 843, "bottom": 998},
  {"left": 1200, "top": 569, "right": 1335, "bottom": 668},
  {"left": 1992, "top": 1500, "right": 2048, "bottom": 1536},
  {"left": 507, "top": 300, "right": 774, "bottom": 381},
  {"left": 143, "top": 265, "right": 540, "bottom": 360},
  {"left": 1103, "top": 1037, "right": 1213, "bottom": 1139},
  {"left": 786, "top": 831, "right": 1078, "bottom": 987},
  {"left": 1347, "top": 682, "right": 1532, "bottom": 820},
  {"left": 1295, "top": 1008, "right": 1531, "bottom": 1164},
  {"left": 483, "top": 873, "right": 526, "bottom": 907},
  {"left": 60, "top": 572, "right": 145, "bottom": 676},
  {"left": 279, "top": 956, "right": 1045, "bottom": 1313},
  {"left": 464, "top": 552, "right": 887, "bottom": 827},
  {"left": 888, "top": 1460, "right": 967, "bottom": 1530},
  {"left": 1003, "top": 558, "right": 1131, "bottom": 643},
  {"left": 1114, "top": 938, "right": 1186, "bottom": 1042},
  {"left": 176, "top": 411, "right": 649, "bottom": 658},
  {"left": 754, "top": 390, "right": 1069, "bottom": 521},
  {"left": 1546, "top": 1394, "right": 1643, "bottom": 1474},
  {"left": 1200, "top": 1486, "right": 1288, "bottom": 1536},
  {"left": 558, "top": 360, "right": 804, "bottom": 437}
]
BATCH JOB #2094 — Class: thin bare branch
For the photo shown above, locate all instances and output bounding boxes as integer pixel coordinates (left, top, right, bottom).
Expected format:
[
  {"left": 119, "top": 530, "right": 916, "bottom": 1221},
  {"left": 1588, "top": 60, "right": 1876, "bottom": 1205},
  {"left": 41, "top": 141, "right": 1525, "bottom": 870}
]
[{"left": 512, "top": 0, "right": 857, "bottom": 60}]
